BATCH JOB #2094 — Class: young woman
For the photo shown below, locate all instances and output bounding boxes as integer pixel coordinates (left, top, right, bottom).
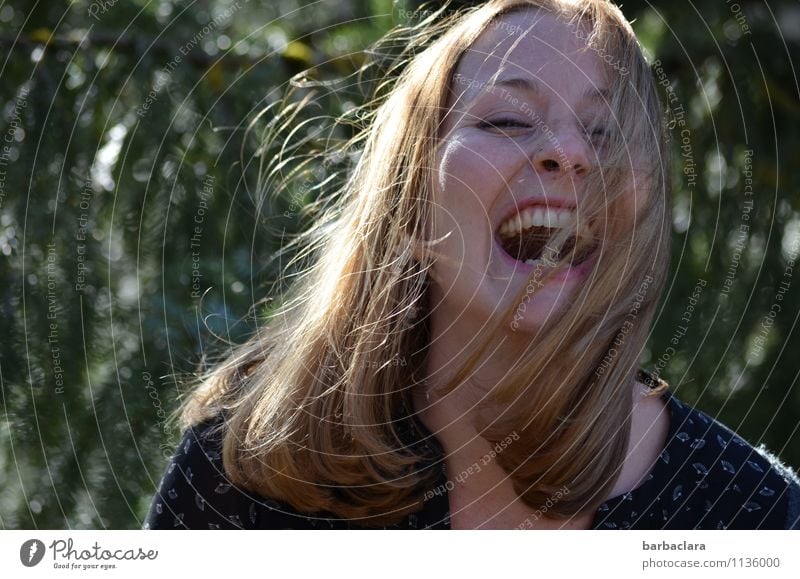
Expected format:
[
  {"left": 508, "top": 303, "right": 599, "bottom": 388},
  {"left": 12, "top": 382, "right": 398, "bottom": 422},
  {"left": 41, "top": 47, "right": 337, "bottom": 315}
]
[{"left": 144, "top": 0, "right": 800, "bottom": 530}]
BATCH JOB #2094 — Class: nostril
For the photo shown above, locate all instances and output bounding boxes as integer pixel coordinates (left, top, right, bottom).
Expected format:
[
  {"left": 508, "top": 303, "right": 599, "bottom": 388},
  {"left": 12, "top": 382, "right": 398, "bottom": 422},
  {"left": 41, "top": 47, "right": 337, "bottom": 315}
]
[
  {"left": 559, "top": 159, "right": 587, "bottom": 177},
  {"left": 542, "top": 159, "right": 559, "bottom": 172}
]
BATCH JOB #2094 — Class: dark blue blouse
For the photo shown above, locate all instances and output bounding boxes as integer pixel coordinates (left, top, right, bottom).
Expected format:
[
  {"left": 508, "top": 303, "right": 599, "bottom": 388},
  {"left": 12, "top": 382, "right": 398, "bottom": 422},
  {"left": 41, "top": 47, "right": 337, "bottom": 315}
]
[{"left": 144, "top": 384, "right": 800, "bottom": 530}]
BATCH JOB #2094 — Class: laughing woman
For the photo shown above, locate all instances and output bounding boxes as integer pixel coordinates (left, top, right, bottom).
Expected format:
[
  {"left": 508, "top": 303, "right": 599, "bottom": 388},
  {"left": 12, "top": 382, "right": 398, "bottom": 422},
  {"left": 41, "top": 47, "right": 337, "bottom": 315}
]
[{"left": 145, "top": 0, "right": 800, "bottom": 529}]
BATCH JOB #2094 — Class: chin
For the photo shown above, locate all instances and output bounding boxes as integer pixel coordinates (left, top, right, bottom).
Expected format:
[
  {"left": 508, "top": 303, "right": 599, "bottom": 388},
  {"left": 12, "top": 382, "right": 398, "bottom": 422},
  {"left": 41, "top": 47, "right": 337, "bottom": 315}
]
[{"left": 507, "top": 294, "right": 573, "bottom": 335}]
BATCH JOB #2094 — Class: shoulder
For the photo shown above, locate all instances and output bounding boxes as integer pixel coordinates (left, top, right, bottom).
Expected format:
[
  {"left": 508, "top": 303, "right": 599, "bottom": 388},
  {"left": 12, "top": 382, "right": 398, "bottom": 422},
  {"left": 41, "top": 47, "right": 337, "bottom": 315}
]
[
  {"left": 143, "top": 413, "right": 329, "bottom": 529},
  {"left": 653, "top": 389, "right": 800, "bottom": 529},
  {"left": 595, "top": 385, "right": 800, "bottom": 530}
]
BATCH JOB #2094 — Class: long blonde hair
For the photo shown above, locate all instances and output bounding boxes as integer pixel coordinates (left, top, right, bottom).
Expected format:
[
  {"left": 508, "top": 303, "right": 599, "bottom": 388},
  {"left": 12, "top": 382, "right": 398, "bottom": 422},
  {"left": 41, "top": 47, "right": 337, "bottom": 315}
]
[{"left": 179, "top": 0, "right": 672, "bottom": 526}]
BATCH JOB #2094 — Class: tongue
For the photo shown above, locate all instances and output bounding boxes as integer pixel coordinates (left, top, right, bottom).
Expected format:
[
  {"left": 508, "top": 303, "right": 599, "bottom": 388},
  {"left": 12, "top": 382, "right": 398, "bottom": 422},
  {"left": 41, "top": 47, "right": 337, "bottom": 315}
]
[
  {"left": 499, "top": 226, "right": 594, "bottom": 265},
  {"left": 499, "top": 225, "right": 556, "bottom": 262}
]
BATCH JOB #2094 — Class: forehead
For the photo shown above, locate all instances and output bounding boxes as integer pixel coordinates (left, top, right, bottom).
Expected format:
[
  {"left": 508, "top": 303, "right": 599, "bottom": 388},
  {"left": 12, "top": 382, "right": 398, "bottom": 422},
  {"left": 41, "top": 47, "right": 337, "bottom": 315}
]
[{"left": 453, "top": 9, "right": 607, "bottom": 101}]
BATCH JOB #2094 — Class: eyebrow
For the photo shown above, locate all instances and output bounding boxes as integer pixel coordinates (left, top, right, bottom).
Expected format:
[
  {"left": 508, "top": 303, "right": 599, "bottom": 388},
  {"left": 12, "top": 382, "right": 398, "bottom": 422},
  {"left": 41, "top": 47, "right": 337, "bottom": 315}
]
[
  {"left": 484, "top": 76, "right": 610, "bottom": 102},
  {"left": 489, "top": 76, "right": 541, "bottom": 94}
]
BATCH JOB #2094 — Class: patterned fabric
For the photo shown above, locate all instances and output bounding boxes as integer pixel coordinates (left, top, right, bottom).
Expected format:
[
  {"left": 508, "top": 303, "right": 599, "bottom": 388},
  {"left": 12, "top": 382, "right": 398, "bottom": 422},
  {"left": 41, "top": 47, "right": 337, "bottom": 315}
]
[{"left": 144, "top": 381, "right": 800, "bottom": 530}]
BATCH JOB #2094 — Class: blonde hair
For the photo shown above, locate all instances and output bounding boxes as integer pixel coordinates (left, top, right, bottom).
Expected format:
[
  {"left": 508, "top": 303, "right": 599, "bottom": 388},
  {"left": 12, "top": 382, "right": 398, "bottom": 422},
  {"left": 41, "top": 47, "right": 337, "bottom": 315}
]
[{"left": 178, "top": 0, "right": 672, "bottom": 526}]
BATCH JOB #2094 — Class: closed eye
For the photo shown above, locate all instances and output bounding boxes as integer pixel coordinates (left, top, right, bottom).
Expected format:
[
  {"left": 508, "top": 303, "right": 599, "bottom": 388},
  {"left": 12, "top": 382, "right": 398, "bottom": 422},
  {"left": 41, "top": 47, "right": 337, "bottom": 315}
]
[
  {"left": 586, "top": 126, "right": 610, "bottom": 141},
  {"left": 477, "top": 118, "right": 532, "bottom": 130}
]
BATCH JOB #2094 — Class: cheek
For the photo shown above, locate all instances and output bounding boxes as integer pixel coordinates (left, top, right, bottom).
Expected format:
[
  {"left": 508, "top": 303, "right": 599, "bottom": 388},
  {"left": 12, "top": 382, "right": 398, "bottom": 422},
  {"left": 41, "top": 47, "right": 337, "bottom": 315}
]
[
  {"left": 434, "top": 135, "right": 523, "bottom": 216},
  {"left": 601, "top": 181, "right": 650, "bottom": 248},
  {"left": 426, "top": 137, "right": 520, "bottom": 266},
  {"left": 625, "top": 175, "right": 653, "bottom": 220}
]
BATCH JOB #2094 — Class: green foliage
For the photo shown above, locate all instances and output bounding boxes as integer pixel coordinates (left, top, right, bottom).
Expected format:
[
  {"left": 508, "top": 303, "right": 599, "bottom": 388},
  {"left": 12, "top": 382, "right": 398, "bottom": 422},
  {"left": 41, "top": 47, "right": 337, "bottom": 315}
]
[
  {"left": 0, "top": 0, "right": 798, "bottom": 529},
  {"left": 625, "top": 0, "right": 800, "bottom": 472}
]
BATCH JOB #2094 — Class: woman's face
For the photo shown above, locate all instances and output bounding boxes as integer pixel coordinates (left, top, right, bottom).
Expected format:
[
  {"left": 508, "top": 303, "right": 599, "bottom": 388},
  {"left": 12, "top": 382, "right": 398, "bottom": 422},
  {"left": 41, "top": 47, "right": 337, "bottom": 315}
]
[{"left": 426, "top": 9, "right": 625, "bottom": 337}]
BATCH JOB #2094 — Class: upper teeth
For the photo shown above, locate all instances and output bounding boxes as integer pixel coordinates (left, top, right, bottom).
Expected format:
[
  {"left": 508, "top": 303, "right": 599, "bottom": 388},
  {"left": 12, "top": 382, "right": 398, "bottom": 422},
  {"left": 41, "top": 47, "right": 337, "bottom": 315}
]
[{"left": 498, "top": 206, "right": 574, "bottom": 237}]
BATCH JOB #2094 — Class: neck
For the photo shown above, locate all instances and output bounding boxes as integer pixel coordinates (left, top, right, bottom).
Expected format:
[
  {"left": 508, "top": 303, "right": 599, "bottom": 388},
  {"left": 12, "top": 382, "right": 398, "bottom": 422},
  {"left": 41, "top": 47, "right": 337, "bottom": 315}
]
[{"left": 412, "top": 312, "right": 531, "bottom": 457}]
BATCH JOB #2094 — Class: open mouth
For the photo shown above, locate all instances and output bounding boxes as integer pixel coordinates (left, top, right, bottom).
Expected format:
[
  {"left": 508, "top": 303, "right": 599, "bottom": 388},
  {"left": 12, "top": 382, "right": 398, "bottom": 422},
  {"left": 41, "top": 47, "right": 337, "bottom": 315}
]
[{"left": 495, "top": 205, "right": 598, "bottom": 268}]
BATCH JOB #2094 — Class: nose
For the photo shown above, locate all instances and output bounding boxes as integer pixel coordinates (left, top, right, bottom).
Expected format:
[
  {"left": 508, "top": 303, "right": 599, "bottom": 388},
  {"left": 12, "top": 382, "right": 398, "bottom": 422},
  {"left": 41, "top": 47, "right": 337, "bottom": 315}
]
[{"left": 531, "top": 128, "right": 590, "bottom": 178}]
